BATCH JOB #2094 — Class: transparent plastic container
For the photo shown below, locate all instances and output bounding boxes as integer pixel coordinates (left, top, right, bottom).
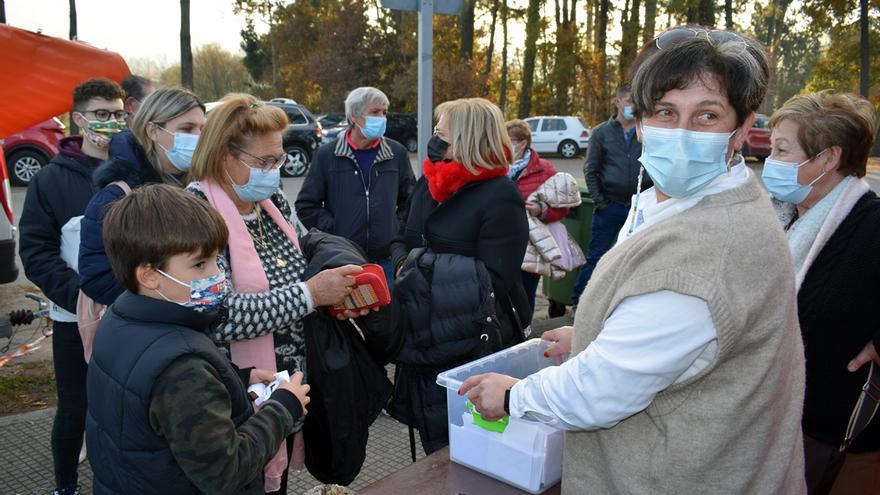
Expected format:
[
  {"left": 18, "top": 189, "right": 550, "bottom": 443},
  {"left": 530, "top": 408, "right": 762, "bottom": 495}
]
[{"left": 436, "top": 338, "right": 566, "bottom": 494}]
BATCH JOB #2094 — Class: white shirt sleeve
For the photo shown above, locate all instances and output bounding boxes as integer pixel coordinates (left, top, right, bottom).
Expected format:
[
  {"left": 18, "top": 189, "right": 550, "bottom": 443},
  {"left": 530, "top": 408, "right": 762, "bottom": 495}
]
[{"left": 509, "top": 290, "right": 718, "bottom": 431}]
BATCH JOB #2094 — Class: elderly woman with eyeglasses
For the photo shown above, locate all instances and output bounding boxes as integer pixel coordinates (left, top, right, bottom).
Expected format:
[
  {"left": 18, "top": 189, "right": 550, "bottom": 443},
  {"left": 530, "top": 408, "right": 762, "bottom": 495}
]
[
  {"left": 460, "top": 27, "right": 807, "bottom": 492},
  {"left": 186, "top": 93, "right": 367, "bottom": 494}
]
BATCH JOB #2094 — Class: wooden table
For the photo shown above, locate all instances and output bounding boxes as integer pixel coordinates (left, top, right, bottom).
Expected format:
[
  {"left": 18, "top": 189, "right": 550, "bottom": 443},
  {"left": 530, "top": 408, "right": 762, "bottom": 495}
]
[{"left": 359, "top": 447, "right": 561, "bottom": 495}]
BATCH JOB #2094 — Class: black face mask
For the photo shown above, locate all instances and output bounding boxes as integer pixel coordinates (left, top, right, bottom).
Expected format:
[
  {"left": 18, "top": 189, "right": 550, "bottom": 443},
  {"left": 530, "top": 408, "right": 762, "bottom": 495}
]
[{"left": 427, "top": 135, "right": 450, "bottom": 162}]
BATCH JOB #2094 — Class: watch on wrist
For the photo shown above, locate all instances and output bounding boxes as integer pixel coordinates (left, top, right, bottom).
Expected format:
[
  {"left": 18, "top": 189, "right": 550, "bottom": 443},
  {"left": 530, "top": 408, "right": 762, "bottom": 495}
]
[{"left": 504, "top": 388, "right": 511, "bottom": 415}]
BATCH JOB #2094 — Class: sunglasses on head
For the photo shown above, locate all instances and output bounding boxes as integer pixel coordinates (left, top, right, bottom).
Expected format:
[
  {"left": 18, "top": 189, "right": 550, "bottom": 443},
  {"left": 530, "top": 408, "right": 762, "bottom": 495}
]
[{"left": 654, "top": 28, "right": 747, "bottom": 50}]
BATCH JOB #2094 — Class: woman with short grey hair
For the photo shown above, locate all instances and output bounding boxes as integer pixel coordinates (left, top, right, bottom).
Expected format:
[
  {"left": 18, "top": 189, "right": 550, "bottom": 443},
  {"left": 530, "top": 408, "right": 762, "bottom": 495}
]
[{"left": 460, "top": 27, "right": 807, "bottom": 492}]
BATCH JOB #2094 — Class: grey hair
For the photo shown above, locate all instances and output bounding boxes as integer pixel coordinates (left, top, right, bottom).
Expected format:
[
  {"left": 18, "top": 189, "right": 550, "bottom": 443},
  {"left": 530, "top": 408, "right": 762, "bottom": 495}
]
[
  {"left": 344, "top": 87, "right": 390, "bottom": 124},
  {"left": 630, "top": 32, "right": 770, "bottom": 127}
]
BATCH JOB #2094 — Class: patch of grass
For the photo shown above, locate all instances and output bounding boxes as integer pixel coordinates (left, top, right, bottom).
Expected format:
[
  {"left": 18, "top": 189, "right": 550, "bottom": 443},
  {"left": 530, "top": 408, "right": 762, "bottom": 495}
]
[{"left": 0, "top": 360, "right": 57, "bottom": 416}]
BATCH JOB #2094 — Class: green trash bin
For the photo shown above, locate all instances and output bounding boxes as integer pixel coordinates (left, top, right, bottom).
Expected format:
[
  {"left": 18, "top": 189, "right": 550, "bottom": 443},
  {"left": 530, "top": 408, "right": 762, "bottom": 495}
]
[{"left": 542, "top": 187, "right": 594, "bottom": 317}]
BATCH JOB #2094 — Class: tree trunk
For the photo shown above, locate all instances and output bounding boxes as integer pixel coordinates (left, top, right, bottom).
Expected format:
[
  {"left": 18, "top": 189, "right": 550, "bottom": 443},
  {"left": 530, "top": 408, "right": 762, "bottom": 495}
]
[
  {"left": 860, "top": 0, "right": 869, "bottom": 97},
  {"left": 500, "top": 0, "right": 509, "bottom": 112},
  {"left": 180, "top": 0, "right": 194, "bottom": 90},
  {"left": 459, "top": 0, "right": 476, "bottom": 62},
  {"left": 518, "top": 0, "right": 542, "bottom": 118},
  {"left": 725, "top": 0, "right": 733, "bottom": 29},
  {"left": 597, "top": 0, "right": 610, "bottom": 118},
  {"left": 0, "top": 1, "right": 5, "bottom": 23},
  {"left": 619, "top": 0, "right": 641, "bottom": 81},
  {"left": 484, "top": 0, "right": 499, "bottom": 78},
  {"left": 68, "top": 0, "right": 78, "bottom": 135},
  {"left": 643, "top": 0, "right": 656, "bottom": 44},
  {"left": 697, "top": 0, "right": 714, "bottom": 26},
  {"left": 68, "top": 0, "right": 77, "bottom": 40}
]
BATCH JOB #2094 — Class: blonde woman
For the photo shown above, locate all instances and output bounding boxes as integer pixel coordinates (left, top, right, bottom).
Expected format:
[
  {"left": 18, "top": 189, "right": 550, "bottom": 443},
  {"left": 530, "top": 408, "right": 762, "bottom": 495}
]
[
  {"left": 80, "top": 87, "right": 207, "bottom": 306},
  {"left": 388, "top": 98, "right": 530, "bottom": 454},
  {"left": 186, "top": 93, "right": 363, "bottom": 493}
]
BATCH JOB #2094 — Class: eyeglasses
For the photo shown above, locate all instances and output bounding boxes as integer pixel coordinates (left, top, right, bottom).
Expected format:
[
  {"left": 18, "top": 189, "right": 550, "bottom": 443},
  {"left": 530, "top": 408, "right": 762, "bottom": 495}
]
[
  {"left": 230, "top": 144, "right": 290, "bottom": 172},
  {"left": 81, "top": 109, "right": 128, "bottom": 122},
  {"left": 654, "top": 28, "right": 747, "bottom": 50}
]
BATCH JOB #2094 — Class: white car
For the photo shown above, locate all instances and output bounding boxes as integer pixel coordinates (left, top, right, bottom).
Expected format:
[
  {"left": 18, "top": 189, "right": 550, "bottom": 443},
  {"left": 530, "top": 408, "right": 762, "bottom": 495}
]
[{"left": 524, "top": 116, "right": 590, "bottom": 158}]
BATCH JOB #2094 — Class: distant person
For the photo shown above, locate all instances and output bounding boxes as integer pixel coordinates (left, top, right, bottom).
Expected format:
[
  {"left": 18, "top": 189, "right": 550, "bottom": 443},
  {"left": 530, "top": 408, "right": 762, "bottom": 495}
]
[
  {"left": 86, "top": 184, "right": 310, "bottom": 494},
  {"left": 295, "top": 87, "right": 415, "bottom": 285},
  {"left": 79, "top": 87, "right": 206, "bottom": 307},
  {"left": 571, "top": 83, "right": 651, "bottom": 305},
  {"left": 762, "top": 91, "right": 880, "bottom": 494},
  {"left": 505, "top": 119, "right": 571, "bottom": 315},
  {"left": 18, "top": 77, "right": 126, "bottom": 495},
  {"left": 120, "top": 74, "right": 156, "bottom": 127}
]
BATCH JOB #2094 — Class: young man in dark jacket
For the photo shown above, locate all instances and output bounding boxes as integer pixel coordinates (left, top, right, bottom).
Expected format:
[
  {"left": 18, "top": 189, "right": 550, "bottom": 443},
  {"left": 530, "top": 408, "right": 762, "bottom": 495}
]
[
  {"left": 18, "top": 78, "right": 126, "bottom": 495},
  {"left": 572, "top": 83, "right": 651, "bottom": 304},
  {"left": 295, "top": 87, "right": 415, "bottom": 285},
  {"left": 87, "top": 184, "right": 309, "bottom": 494}
]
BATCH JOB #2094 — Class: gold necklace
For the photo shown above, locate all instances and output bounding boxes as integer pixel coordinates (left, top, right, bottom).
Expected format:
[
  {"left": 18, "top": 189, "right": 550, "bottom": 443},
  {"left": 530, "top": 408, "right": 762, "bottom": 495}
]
[{"left": 247, "top": 205, "right": 287, "bottom": 268}]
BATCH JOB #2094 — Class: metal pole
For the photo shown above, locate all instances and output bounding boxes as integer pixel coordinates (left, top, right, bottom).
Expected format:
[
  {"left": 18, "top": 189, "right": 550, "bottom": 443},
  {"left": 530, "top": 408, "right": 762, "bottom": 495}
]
[{"left": 416, "top": 0, "right": 434, "bottom": 174}]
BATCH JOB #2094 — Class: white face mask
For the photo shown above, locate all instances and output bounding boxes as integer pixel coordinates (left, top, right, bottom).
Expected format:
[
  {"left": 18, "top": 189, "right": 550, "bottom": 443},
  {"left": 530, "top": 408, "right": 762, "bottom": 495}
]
[{"left": 638, "top": 125, "right": 736, "bottom": 198}]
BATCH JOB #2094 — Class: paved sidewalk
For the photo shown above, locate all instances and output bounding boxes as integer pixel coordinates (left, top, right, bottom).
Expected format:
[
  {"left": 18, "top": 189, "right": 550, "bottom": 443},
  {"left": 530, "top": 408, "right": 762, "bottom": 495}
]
[{"left": 0, "top": 405, "right": 423, "bottom": 494}]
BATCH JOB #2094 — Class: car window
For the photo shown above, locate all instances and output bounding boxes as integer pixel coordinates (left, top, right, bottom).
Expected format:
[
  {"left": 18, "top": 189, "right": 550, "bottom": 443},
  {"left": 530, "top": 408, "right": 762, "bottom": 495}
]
[
  {"left": 753, "top": 117, "right": 768, "bottom": 129},
  {"left": 526, "top": 119, "right": 539, "bottom": 133},
  {"left": 542, "top": 119, "right": 567, "bottom": 132},
  {"left": 287, "top": 108, "right": 308, "bottom": 125}
]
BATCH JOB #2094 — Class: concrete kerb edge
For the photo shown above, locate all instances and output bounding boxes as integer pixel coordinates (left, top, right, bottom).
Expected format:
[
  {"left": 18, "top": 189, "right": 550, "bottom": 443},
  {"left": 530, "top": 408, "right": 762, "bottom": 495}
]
[{"left": 0, "top": 406, "right": 55, "bottom": 428}]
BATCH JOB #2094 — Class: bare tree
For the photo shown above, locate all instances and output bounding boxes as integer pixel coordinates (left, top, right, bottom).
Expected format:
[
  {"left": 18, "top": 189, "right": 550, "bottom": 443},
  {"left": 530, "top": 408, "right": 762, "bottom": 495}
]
[
  {"left": 180, "top": 0, "right": 193, "bottom": 90},
  {"left": 69, "top": 0, "right": 79, "bottom": 135},
  {"left": 460, "top": 0, "right": 477, "bottom": 62},
  {"left": 643, "top": 0, "right": 656, "bottom": 43},
  {"left": 859, "top": 0, "right": 869, "bottom": 97},
  {"left": 500, "top": 0, "right": 509, "bottom": 111},
  {"left": 484, "top": 0, "right": 499, "bottom": 78},
  {"left": 0, "top": 1, "right": 5, "bottom": 23},
  {"left": 518, "top": 0, "right": 543, "bottom": 117}
]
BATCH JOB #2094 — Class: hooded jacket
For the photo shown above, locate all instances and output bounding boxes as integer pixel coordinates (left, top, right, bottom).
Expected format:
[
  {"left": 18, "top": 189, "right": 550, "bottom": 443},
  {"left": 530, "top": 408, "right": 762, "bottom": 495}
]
[
  {"left": 19, "top": 136, "right": 101, "bottom": 313},
  {"left": 78, "top": 131, "right": 163, "bottom": 305}
]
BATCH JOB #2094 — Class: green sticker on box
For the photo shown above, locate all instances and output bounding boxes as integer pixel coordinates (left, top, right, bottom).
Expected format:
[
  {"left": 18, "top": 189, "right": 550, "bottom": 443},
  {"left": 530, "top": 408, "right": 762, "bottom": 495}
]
[{"left": 466, "top": 400, "right": 509, "bottom": 433}]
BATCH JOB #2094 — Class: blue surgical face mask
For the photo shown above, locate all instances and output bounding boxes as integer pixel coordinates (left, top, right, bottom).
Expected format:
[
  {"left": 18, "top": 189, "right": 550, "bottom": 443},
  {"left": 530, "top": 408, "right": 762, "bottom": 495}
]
[
  {"left": 359, "top": 115, "right": 387, "bottom": 140},
  {"left": 155, "top": 269, "right": 228, "bottom": 313},
  {"left": 622, "top": 105, "right": 634, "bottom": 121},
  {"left": 158, "top": 126, "right": 199, "bottom": 172},
  {"left": 638, "top": 125, "right": 735, "bottom": 198},
  {"left": 761, "top": 150, "right": 828, "bottom": 204},
  {"left": 226, "top": 166, "right": 279, "bottom": 202}
]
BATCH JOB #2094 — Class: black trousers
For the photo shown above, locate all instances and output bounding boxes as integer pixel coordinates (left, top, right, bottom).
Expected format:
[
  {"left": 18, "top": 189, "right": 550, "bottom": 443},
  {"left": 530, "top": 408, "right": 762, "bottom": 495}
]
[{"left": 51, "top": 320, "right": 88, "bottom": 490}]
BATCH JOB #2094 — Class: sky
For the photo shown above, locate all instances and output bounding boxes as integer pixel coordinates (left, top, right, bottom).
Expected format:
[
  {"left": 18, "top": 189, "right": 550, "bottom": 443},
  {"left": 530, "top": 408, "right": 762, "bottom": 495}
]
[{"left": 4, "top": 0, "right": 250, "bottom": 69}]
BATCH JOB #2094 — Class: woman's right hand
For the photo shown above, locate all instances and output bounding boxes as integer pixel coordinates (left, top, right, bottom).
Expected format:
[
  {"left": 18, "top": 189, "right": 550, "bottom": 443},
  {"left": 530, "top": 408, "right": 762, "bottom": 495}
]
[
  {"left": 305, "top": 264, "right": 362, "bottom": 307},
  {"left": 542, "top": 326, "right": 574, "bottom": 358},
  {"left": 277, "top": 371, "right": 310, "bottom": 415}
]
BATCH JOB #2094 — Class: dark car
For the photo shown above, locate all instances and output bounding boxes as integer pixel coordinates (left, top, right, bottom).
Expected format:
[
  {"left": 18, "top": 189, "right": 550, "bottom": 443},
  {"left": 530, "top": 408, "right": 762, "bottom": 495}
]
[
  {"left": 2, "top": 117, "right": 65, "bottom": 186},
  {"left": 742, "top": 113, "right": 771, "bottom": 160},
  {"left": 385, "top": 112, "right": 417, "bottom": 153},
  {"left": 266, "top": 101, "right": 323, "bottom": 177},
  {"left": 317, "top": 112, "right": 345, "bottom": 129}
]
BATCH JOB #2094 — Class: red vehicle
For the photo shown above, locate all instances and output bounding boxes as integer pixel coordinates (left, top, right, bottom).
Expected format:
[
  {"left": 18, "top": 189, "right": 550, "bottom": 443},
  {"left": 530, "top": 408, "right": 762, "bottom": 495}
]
[
  {"left": 742, "top": 113, "right": 771, "bottom": 160},
  {"left": 1, "top": 118, "right": 65, "bottom": 186}
]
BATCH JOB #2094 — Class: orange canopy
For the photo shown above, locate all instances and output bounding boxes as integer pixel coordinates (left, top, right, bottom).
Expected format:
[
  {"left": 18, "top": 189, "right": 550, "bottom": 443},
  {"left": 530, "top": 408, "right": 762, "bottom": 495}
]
[{"left": 0, "top": 24, "right": 130, "bottom": 137}]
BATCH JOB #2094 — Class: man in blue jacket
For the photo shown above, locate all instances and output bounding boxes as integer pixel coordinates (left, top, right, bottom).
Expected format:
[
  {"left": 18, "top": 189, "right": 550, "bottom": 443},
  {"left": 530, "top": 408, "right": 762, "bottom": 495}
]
[
  {"left": 295, "top": 87, "right": 415, "bottom": 285},
  {"left": 18, "top": 78, "right": 126, "bottom": 495}
]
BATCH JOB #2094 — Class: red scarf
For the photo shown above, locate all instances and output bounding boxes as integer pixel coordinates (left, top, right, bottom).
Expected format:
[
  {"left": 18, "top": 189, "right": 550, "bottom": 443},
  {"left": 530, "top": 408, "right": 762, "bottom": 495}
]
[{"left": 422, "top": 158, "right": 509, "bottom": 202}]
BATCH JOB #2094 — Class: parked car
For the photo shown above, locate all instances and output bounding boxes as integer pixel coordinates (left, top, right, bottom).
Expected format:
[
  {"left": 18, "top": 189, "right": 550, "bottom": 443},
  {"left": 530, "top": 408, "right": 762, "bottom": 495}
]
[
  {"left": 386, "top": 112, "right": 418, "bottom": 153},
  {"left": 2, "top": 118, "right": 65, "bottom": 186},
  {"left": 317, "top": 112, "right": 345, "bottom": 129},
  {"left": 266, "top": 101, "right": 323, "bottom": 177},
  {"left": 742, "top": 113, "right": 771, "bottom": 160},
  {"left": 524, "top": 116, "right": 590, "bottom": 158}
]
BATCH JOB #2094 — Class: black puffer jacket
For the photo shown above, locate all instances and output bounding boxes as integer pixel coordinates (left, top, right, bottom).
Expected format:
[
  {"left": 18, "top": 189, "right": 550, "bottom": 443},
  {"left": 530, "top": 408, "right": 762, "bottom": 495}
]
[
  {"left": 298, "top": 230, "right": 397, "bottom": 485},
  {"left": 388, "top": 248, "right": 525, "bottom": 454},
  {"left": 19, "top": 136, "right": 101, "bottom": 313}
]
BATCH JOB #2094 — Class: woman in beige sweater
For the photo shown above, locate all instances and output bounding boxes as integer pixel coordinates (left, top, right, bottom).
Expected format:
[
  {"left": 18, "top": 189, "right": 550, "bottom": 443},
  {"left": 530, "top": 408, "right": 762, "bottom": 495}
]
[{"left": 462, "top": 27, "right": 807, "bottom": 494}]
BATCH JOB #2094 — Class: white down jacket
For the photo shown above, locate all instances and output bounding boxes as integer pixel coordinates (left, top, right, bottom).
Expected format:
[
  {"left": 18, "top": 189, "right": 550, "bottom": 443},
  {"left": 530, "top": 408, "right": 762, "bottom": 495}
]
[{"left": 521, "top": 172, "right": 583, "bottom": 279}]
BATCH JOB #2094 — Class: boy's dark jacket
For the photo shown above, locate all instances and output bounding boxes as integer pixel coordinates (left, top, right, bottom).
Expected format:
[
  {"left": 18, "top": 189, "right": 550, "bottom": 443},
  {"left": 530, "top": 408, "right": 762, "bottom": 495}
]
[{"left": 85, "top": 291, "right": 296, "bottom": 494}]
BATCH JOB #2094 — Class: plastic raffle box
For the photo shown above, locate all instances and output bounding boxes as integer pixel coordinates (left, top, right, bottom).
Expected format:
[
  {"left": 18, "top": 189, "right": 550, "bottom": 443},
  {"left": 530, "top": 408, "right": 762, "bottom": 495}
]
[{"left": 436, "top": 338, "right": 566, "bottom": 494}]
